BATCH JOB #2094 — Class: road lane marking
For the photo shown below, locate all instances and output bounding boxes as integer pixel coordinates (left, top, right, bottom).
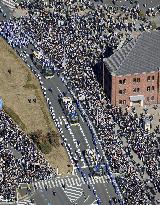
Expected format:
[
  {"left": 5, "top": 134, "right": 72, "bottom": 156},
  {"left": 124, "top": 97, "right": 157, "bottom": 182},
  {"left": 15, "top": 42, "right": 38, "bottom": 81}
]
[
  {"left": 57, "top": 86, "right": 63, "bottom": 95},
  {"left": 47, "top": 181, "right": 52, "bottom": 188},
  {"left": 84, "top": 195, "right": 90, "bottom": 203},
  {"left": 54, "top": 180, "right": 58, "bottom": 187},
  {"left": 79, "top": 113, "right": 84, "bottom": 122},
  {"left": 90, "top": 200, "right": 98, "bottom": 205},
  {"left": 63, "top": 185, "right": 83, "bottom": 203},
  {"left": 71, "top": 177, "right": 75, "bottom": 185},
  {"left": 50, "top": 180, "right": 55, "bottom": 187}
]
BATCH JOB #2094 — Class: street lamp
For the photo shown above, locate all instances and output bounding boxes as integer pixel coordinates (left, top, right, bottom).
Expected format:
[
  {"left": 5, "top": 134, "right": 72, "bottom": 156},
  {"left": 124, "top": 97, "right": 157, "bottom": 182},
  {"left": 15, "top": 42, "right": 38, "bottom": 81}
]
[{"left": 157, "top": 67, "right": 160, "bottom": 104}]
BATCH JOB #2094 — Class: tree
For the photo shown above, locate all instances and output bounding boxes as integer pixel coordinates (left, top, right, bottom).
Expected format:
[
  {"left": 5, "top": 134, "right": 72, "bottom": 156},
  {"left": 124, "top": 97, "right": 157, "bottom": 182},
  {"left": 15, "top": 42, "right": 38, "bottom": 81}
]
[
  {"left": 47, "top": 131, "right": 60, "bottom": 147},
  {"left": 30, "top": 130, "right": 40, "bottom": 144},
  {"left": 139, "top": 10, "right": 145, "bottom": 18},
  {"left": 151, "top": 21, "right": 157, "bottom": 30},
  {"left": 30, "top": 129, "right": 46, "bottom": 145},
  {"left": 38, "top": 141, "right": 52, "bottom": 154}
]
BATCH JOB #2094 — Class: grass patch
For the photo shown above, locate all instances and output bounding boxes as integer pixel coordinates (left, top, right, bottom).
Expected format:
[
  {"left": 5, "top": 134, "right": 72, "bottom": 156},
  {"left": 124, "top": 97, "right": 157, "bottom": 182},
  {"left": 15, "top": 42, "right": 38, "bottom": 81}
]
[
  {"left": 3, "top": 105, "right": 26, "bottom": 130},
  {"left": 23, "top": 84, "right": 37, "bottom": 89},
  {"left": 35, "top": 89, "right": 55, "bottom": 133},
  {"left": 0, "top": 37, "right": 71, "bottom": 174}
]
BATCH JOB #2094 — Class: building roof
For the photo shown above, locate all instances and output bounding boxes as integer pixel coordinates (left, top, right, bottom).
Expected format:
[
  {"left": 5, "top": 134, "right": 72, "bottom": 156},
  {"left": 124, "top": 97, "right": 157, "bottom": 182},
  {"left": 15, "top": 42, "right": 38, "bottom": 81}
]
[{"left": 104, "top": 31, "right": 160, "bottom": 76}]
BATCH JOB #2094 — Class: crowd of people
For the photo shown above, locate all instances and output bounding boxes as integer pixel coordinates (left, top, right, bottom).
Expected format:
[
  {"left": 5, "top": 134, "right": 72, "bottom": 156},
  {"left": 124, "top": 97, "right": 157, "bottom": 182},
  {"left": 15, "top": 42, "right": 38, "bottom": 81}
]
[
  {"left": 0, "top": 0, "right": 160, "bottom": 204},
  {"left": 0, "top": 111, "right": 55, "bottom": 202}
]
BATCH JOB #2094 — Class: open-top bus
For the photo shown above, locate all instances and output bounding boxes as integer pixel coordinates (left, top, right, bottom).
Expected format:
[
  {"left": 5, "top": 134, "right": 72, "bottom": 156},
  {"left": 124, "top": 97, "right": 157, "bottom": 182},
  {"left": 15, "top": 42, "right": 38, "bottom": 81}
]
[
  {"left": 59, "top": 96, "right": 79, "bottom": 126},
  {"left": 41, "top": 68, "right": 54, "bottom": 79}
]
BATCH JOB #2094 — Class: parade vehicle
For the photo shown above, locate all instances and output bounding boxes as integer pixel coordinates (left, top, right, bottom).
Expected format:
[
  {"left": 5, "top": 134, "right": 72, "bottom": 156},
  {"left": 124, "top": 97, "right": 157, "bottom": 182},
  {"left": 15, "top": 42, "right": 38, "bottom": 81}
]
[
  {"left": 41, "top": 68, "right": 54, "bottom": 79},
  {"left": 33, "top": 51, "right": 42, "bottom": 60},
  {"left": 32, "top": 51, "right": 54, "bottom": 79},
  {"left": 32, "top": 51, "right": 43, "bottom": 70},
  {"left": 59, "top": 96, "right": 79, "bottom": 126},
  {"left": 83, "top": 149, "right": 104, "bottom": 176}
]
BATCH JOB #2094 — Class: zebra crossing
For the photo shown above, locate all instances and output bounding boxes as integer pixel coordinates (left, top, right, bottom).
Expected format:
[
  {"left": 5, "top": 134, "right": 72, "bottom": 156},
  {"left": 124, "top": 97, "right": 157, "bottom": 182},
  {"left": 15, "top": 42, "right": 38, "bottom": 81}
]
[
  {"left": 64, "top": 185, "right": 83, "bottom": 203},
  {"left": 1, "top": 0, "right": 16, "bottom": 10},
  {"left": 17, "top": 199, "right": 34, "bottom": 205},
  {"left": 34, "top": 175, "right": 109, "bottom": 190}
]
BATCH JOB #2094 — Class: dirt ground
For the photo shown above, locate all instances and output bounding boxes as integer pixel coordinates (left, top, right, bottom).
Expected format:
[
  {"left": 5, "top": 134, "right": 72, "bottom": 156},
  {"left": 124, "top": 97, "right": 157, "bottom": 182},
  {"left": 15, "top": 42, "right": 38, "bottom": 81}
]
[
  {"left": 0, "top": 37, "right": 71, "bottom": 175},
  {"left": 45, "top": 145, "right": 73, "bottom": 176}
]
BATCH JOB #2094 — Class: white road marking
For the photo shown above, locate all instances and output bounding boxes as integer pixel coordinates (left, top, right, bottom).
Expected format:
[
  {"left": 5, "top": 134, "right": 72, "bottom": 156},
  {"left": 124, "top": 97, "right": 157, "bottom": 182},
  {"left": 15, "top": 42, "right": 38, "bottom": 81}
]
[
  {"left": 71, "top": 177, "right": 75, "bottom": 185},
  {"left": 79, "top": 113, "right": 84, "bottom": 122},
  {"left": 84, "top": 195, "right": 90, "bottom": 203},
  {"left": 51, "top": 180, "right": 55, "bottom": 187},
  {"left": 63, "top": 185, "right": 83, "bottom": 203},
  {"left": 90, "top": 200, "right": 98, "bottom": 205},
  {"left": 34, "top": 174, "right": 108, "bottom": 191},
  {"left": 54, "top": 180, "right": 58, "bottom": 187},
  {"left": 56, "top": 87, "right": 63, "bottom": 95}
]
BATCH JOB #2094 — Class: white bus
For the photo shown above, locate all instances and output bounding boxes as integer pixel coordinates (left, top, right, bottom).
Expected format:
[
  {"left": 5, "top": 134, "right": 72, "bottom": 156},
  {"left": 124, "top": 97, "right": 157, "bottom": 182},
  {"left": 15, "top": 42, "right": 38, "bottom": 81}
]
[{"left": 59, "top": 96, "right": 79, "bottom": 126}]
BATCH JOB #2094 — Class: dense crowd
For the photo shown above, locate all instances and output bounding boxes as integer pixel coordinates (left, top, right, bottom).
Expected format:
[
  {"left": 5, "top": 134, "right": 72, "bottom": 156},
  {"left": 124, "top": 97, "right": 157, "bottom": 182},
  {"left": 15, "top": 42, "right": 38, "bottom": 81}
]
[
  {"left": 0, "top": 0, "right": 160, "bottom": 204},
  {"left": 0, "top": 111, "right": 55, "bottom": 201}
]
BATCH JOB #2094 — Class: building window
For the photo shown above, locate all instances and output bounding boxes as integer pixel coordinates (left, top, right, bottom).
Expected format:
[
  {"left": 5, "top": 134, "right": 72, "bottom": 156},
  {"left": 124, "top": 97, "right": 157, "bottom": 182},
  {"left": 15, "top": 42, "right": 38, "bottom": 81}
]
[
  {"left": 147, "top": 76, "right": 150, "bottom": 81},
  {"left": 133, "top": 88, "right": 136, "bottom": 93},
  {"left": 151, "top": 96, "right": 154, "bottom": 101},
  {"left": 152, "top": 76, "right": 154, "bottom": 81},
  {"left": 119, "top": 100, "right": 122, "bottom": 104},
  {"left": 137, "top": 78, "right": 140, "bottom": 82},
  {"left": 119, "top": 89, "right": 126, "bottom": 94},
  {"left": 133, "top": 78, "right": 136, "bottom": 83},
  {"left": 119, "top": 79, "right": 126, "bottom": 85},
  {"left": 133, "top": 88, "right": 140, "bottom": 93},
  {"left": 119, "top": 79, "right": 126, "bottom": 84},
  {"left": 133, "top": 78, "right": 140, "bottom": 83},
  {"left": 147, "top": 86, "right": 150, "bottom": 91},
  {"left": 147, "top": 97, "right": 149, "bottom": 102},
  {"left": 152, "top": 86, "right": 154, "bottom": 91},
  {"left": 123, "top": 100, "right": 126, "bottom": 104}
]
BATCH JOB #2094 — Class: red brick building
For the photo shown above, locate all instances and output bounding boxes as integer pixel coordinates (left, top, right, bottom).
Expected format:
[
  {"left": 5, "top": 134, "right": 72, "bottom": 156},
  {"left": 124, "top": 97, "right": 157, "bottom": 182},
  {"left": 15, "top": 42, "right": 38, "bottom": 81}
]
[{"left": 103, "top": 31, "right": 160, "bottom": 107}]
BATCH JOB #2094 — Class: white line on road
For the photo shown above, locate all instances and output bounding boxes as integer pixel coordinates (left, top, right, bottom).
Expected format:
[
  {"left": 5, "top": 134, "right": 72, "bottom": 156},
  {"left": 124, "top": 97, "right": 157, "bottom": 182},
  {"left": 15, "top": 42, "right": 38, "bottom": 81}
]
[
  {"left": 105, "top": 184, "right": 111, "bottom": 199},
  {"left": 50, "top": 180, "right": 55, "bottom": 187},
  {"left": 56, "top": 86, "right": 63, "bottom": 95},
  {"left": 84, "top": 195, "right": 90, "bottom": 203},
  {"left": 79, "top": 113, "right": 84, "bottom": 122}
]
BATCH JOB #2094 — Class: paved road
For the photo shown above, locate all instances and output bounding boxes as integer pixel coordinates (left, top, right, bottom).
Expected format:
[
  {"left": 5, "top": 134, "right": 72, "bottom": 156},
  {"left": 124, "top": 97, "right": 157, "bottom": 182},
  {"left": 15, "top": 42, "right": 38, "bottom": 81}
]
[
  {"left": 33, "top": 175, "right": 112, "bottom": 205},
  {"left": 24, "top": 52, "right": 120, "bottom": 205},
  {"left": 0, "top": 2, "right": 123, "bottom": 205},
  {"left": 7, "top": 43, "right": 122, "bottom": 204}
]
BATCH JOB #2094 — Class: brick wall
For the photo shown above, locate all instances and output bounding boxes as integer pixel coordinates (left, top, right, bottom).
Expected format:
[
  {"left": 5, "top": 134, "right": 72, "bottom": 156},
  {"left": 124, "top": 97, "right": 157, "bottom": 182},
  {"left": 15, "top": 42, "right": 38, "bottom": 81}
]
[
  {"left": 111, "top": 75, "right": 116, "bottom": 105},
  {"left": 111, "top": 71, "right": 160, "bottom": 106}
]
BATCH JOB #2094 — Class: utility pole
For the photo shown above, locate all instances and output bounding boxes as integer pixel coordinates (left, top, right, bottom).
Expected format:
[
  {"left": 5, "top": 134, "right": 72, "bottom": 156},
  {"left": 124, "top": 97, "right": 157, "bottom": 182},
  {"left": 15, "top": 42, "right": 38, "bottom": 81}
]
[
  {"left": 62, "top": 45, "right": 66, "bottom": 70},
  {"left": 72, "top": 164, "right": 75, "bottom": 175},
  {"left": 41, "top": 30, "right": 42, "bottom": 43},
  {"left": 102, "top": 55, "right": 105, "bottom": 91},
  {"left": 56, "top": 166, "right": 59, "bottom": 175},
  {"left": 157, "top": 67, "right": 160, "bottom": 104},
  {"left": 97, "top": 107, "right": 99, "bottom": 126},
  {"left": 16, "top": 189, "right": 18, "bottom": 205}
]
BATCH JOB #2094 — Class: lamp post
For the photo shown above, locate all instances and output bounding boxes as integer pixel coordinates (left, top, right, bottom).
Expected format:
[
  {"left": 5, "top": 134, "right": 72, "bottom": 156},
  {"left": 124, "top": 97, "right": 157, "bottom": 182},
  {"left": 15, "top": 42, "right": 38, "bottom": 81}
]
[
  {"left": 16, "top": 189, "right": 18, "bottom": 205},
  {"left": 157, "top": 67, "right": 160, "bottom": 104},
  {"left": 103, "top": 60, "right": 105, "bottom": 90}
]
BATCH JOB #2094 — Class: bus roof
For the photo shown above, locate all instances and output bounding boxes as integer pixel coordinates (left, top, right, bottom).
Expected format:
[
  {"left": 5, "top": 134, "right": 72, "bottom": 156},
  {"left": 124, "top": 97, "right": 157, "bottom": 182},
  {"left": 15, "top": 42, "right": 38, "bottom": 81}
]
[{"left": 62, "top": 96, "right": 72, "bottom": 103}]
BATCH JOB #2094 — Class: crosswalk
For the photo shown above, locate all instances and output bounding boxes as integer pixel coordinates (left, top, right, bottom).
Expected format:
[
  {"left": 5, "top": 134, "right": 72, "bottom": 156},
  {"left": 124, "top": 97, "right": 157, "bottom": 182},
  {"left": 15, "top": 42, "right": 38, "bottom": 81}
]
[
  {"left": 34, "top": 175, "right": 109, "bottom": 190},
  {"left": 64, "top": 185, "right": 83, "bottom": 203},
  {"left": 18, "top": 199, "right": 34, "bottom": 205},
  {"left": 1, "top": 0, "right": 16, "bottom": 10}
]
